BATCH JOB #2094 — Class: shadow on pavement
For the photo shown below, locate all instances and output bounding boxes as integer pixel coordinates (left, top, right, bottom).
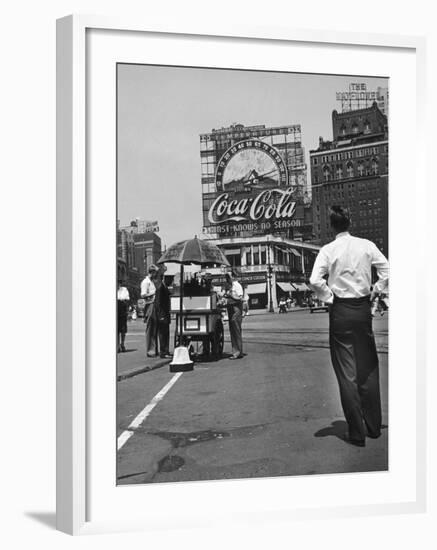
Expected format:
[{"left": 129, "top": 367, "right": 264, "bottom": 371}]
[
  {"left": 194, "top": 352, "right": 251, "bottom": 364},
  {"left": 314, "top": 421, "right": 389, "bottom": 442},
  {"left": 314, "top": 420, "right": 348, "bottom": 441},
  {"left": 192, "top": 352, "right": 233, "bottom": 363}
]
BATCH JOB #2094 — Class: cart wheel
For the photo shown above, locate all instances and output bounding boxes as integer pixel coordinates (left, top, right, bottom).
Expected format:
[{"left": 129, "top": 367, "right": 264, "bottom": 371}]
[
  {"left": 202, "top": 337, "right": 210, "bottom": 357},
  {"left": 211, "top": 319, "right": 224, "bottom": 359}
]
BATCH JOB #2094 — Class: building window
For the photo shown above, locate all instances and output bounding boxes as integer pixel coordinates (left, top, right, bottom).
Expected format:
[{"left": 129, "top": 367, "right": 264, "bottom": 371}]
[
  {"left": 347, "top": 162, "right": 354, "bottom": 178},
  {"left": 201, "top": 163, "right": 215, "bottom": 176},
  {"left": 261, "top": 248, "right": 267, "bottom": 264},
  {"left": 352, "top": 123, "right": 359, "bottom": 134},
  {"left": 323, "top": 166, "right": 331, "bottom": 182},
  {"left": 364, "top": 120, "right": 371, "bottom": 133},
  {"left": 340, "top": 125, "right": 346, "bottom": 136},
  {"left": 227, "top": 254, "right": 241, "bottom": 267},
  {"left": 371, "top": 158, "right": 379, "bottom": 175},
  {"left": 336, "top": 165, "right": 343, "bottom": 180},
  {"left": 357, "top": 162, "right": 364, "bottom": 177}
]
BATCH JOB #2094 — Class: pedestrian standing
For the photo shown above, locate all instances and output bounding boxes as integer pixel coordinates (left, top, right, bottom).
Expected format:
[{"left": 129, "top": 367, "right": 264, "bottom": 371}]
[
  {"left": 224, "top": 272, "right": 244, "bottom": 360},
  {"left": 117, "top": 280, "right": 130, "bottom": 353},
  {"left": 141, "top": 264, "right": 159, "bottom": 358},
  {"left": 309, "top": 206, "right": 389, "bottom": 447},
  {"left": 242, "top": 284, "right": 250, "bottom": 318},
  {"left": 155, "top": 269, "right": 172, "bottom": 358},
  {"left": 279, "top": 296, "right": 287, "bottom": 313}
]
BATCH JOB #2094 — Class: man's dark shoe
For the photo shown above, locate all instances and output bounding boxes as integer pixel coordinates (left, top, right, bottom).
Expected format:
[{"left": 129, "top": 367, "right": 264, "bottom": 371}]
[
  {"left": 343, "top": 434, "right": 365, "bottom": 447},
  {"left": 365, "top": 424, "right": 382, "bottom": 439}
]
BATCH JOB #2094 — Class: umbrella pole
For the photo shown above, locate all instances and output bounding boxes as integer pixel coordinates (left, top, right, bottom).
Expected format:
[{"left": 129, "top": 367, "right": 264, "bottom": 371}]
[{"left": 179, "top": 264, "right": 184, "bottom": 347}]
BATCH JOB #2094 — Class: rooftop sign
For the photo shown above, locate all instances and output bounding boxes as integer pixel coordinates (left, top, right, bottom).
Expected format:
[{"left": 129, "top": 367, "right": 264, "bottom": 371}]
[{"left": 336, "top": 83, "right": 379, "bottom": 112}]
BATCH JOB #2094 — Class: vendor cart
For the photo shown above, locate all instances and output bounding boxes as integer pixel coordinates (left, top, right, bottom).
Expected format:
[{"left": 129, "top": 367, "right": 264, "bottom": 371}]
[
  {"left": 171, "top": 290, "right": 224, "bottom": 359},
  {"left": 157, "top": 235, "right": 230, "bottom": 371}
]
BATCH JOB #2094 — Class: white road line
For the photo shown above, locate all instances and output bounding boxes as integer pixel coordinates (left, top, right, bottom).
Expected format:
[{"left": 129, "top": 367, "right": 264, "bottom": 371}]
[{"left": 117, "top": 372, "right": 183, "bottom": 451}]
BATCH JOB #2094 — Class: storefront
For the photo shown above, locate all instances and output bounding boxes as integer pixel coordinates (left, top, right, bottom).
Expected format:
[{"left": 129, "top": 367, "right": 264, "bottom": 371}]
[{"left": 215, "top": 235, "right": 319, "bottom": 309}]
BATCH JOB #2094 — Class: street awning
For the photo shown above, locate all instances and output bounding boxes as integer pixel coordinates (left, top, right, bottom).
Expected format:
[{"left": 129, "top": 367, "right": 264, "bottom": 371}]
[
  {"left": 290, "top": 248, "right": 302, "bottom": 257},
  {"left": 292, "top": 282, "right": 310, "bottom": 292},
  {"left": 246, "top": 283, "right": 266, "bottom": 294},
  {"left": 277, "top": 282, "right": 295, "bottom": 292}
]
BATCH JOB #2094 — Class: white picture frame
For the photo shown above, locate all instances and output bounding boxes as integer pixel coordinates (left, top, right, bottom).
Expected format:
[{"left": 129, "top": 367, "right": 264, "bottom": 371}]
[{"left": 56, "top": 14, "right": 427, "bottom": 535}]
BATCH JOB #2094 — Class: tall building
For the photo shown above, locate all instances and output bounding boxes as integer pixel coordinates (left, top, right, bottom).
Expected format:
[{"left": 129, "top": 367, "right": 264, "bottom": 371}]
[
  {"left": 131, "top": 232, "right": 162, "bottom": 276},
  {"left": 117, "top": 219, "right": 162, "bottom": 300},
  {"left": 117, "top": 228, "right": 141, "bottom": 302},
  {"left": 310, "top": 102, "right": 388, "bottom": 254},
  {"left": 198, "top": 122, "right": 319, "bottom": 309},
  {"left": 120, "top": 217, "right": 159, "bottom": 234}
]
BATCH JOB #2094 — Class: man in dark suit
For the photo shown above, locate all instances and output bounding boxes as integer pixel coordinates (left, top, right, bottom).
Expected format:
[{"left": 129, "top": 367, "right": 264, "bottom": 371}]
[{"left": 155, "top": 269, "right": 172, "bottom": 359}]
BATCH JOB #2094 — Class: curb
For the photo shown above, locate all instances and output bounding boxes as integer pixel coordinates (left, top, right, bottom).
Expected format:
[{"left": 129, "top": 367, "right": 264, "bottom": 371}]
[{"left": 117, "top": 357, "right": 172, "bottom": 381}]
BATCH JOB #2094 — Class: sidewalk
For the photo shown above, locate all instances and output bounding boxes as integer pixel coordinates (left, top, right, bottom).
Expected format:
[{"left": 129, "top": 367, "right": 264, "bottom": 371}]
[
  {"left": 117, "top": 353, "right": 171, "bottom": 381},
  {"left": 117, "top": 321, "right": 172, "bottom": 381}
]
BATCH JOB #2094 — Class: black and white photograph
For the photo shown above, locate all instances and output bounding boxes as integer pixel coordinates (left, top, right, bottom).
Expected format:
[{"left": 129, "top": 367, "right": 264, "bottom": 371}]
[{"left": 116, "top": 64, "right": 389, "bottom": 485}]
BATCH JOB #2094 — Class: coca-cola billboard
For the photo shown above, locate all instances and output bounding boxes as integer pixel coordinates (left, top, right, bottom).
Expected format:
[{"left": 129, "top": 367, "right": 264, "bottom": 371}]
[{"left": 202, "top": 138, "right": 305, "bottom": 238}]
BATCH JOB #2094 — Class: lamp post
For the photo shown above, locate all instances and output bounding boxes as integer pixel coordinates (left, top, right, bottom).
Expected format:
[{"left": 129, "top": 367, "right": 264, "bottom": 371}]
[{"left": 267, "top": 244, "right": 274, "bottom": 313}]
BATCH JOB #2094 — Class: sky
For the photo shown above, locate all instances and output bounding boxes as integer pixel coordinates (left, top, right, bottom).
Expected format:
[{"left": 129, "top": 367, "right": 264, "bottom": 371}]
[{"left": 117, "top": 64, "right": 388, "bottom": 249}]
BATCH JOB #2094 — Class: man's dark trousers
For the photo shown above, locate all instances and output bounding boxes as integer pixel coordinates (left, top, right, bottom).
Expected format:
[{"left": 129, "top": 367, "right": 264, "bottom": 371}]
[
  {"left": 158, "top": 320, "right": 170, "bottom": 356},
  {"left": 329, "top": 295, "right": 382, "bottom": 442},
  {"left": 227, "top": 302, "right": 243, "bottom": 357}
]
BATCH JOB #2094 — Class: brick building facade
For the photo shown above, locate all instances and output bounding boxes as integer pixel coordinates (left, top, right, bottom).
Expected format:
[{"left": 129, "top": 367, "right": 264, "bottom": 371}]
[{"left": 310, "top": 102, "right": 388, "bottom": 255}]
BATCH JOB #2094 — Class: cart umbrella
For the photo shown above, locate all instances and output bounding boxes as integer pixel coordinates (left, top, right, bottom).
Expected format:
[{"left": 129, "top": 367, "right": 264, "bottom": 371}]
[
  {"left": 157, "top": 237, "right": 230, "bottom": 371},
  {"left": 157, "top": 236, "right": 230, "bottom": 267}
]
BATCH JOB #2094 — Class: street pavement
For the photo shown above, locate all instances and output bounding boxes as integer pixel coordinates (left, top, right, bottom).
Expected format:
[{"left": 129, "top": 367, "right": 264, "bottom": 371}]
[{"left": 117, "top": 310, "right": 388, "bottom": 485}]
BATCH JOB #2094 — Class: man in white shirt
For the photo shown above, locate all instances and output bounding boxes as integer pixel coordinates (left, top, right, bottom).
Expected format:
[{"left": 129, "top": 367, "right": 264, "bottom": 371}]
[
  {"left": 309, "top": 206, "right": 389, "bottom": 447},
  {"left": 141, "top": 264, "right": 159, "bottom": 358},
  {"left": 224, "top": 272, "right": 244, "bottom": 360}
]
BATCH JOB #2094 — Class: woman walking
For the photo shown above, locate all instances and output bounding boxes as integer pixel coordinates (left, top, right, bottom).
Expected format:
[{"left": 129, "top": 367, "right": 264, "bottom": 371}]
[{"left": 117, "top": 279, "right": 130, "bottom": 353}]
